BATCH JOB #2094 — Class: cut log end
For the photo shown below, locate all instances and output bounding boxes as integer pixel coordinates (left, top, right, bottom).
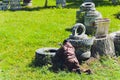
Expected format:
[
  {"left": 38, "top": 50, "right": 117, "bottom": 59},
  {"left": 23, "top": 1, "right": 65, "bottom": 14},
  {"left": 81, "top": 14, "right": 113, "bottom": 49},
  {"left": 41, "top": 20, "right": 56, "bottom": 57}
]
[{"left": 91, "top": 36, "right": 116, "bottom": 58}]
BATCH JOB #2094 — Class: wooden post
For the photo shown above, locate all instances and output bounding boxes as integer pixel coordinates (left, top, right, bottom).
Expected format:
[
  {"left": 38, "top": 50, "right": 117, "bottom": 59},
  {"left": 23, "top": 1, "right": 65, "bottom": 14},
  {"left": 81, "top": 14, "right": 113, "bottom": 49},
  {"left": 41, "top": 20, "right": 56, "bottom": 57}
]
[
  {"left": 44, "top": 0, "right": 48, "bottom": 7},
  {"left": 91, "top": 36, "right": 116, "bottom": 58}
]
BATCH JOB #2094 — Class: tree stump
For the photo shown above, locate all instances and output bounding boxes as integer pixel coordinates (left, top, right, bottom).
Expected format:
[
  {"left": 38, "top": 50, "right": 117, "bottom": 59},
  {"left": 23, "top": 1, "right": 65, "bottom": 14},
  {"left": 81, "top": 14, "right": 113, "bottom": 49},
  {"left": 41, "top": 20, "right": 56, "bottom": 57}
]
[
  {"left": 34, "top": 48, "right": 58, "bottom": 66},
  {"left": 110, "top": 31, "right": 120, "bottom": 56},
  {"left": 91, "top": 36, "right": 116, "bottom": 58}
]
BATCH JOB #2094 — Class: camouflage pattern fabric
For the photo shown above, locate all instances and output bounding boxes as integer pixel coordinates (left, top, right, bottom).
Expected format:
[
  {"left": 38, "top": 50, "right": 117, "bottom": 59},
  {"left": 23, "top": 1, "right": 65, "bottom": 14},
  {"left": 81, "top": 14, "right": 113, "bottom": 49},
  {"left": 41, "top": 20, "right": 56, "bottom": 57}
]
[{"left": 52, "top": 41, "right": 80, "bottom": 73}]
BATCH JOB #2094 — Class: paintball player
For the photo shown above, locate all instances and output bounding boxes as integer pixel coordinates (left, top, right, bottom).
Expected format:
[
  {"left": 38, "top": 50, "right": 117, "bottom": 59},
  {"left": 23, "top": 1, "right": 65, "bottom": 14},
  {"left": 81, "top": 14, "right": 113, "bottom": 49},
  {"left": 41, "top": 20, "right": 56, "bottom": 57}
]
[
  {"left": 53, "top": 40, "right": 81, "bottom": 74},
  {"left": 23, "top": 0, "right": 32, "bottom": 6}
]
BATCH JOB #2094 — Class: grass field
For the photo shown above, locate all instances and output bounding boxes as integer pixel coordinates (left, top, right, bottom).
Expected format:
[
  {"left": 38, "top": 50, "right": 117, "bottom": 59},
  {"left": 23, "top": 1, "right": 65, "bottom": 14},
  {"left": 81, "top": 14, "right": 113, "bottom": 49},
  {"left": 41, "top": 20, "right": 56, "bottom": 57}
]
[{"left": 0, "top": 0, "right": 120, "bottom": 80}]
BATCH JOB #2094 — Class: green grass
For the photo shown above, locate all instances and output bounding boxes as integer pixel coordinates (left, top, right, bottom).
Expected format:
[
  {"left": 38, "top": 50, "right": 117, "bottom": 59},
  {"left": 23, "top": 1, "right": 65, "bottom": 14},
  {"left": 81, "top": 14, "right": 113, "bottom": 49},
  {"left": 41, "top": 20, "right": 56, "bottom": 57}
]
[{"left": 0, "top": 0, "right": 120, "bottom": 80}]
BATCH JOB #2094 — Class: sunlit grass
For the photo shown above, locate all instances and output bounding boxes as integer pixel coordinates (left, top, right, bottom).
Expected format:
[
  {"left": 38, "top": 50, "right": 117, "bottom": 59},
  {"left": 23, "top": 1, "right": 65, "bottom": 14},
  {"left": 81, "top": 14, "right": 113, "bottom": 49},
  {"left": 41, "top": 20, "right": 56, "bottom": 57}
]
[{"left": 0, "top": 0, "right": 120, "bottom": 80}]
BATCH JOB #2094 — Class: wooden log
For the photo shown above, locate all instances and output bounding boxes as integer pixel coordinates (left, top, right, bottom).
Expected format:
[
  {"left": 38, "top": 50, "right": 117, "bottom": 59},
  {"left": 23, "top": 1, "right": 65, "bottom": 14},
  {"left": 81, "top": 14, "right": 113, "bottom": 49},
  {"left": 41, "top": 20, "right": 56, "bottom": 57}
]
[
  {"left": 34, "top": 48, "right": 58, "bottom": 66},
  {"left": 110, "top": 31, "right": 120, "bottom": 56},
  {"left": 91, "top": 36, "right": 116, "bottom": 58}
]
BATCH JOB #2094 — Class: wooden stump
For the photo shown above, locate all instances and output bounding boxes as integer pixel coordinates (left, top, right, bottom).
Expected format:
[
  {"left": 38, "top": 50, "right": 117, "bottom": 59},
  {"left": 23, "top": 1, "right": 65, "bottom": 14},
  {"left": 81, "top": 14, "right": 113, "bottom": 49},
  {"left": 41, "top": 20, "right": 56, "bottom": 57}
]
[
  {"left": 91, "top": 36, "right": 116, "bottom": 58},
  {"left": 34, "top": 48, "right": 58, "bottom": 66},
  {"left": 110, "top": 31, "right": 120, "bottom": 56}
]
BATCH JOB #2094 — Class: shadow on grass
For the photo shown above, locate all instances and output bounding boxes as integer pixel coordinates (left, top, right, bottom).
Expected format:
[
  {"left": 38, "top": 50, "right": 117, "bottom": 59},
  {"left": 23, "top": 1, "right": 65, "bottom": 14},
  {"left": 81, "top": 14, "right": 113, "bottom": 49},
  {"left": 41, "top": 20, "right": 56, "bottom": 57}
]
[
  {"left": 7, "top": 0, "right": 119, "bottom": 11},
  {"left": 8, "top": 6, "right": 56, "bottom": 11},
  {"left": 29, "top": 58, "right": 65, "bottom": 73},
  {"left": 93, "top": 0, "right": 113, "bottom": 7},
  {"left": 65, "top": 0, "right": 83, "bottom": 8},
  {"left": 65, "top": 27, "right": 72, "bottom": 32},
  {"left": 113, "top": 12, "right": 120, "bottom": 20},
  {"left": 65, "top": 0, "right": 118, "bottom": 9}
]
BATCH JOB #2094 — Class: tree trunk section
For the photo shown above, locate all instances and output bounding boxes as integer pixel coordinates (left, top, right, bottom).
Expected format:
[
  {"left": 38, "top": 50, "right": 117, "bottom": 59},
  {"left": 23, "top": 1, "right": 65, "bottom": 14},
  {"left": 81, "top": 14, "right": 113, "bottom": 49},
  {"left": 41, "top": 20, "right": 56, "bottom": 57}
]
[
  {"left": 34, "top": 48, "right": 58, "bottom": 66},
  {"left": 110, "top": 31, "right": 120, "bottom": 56},
  {"left": 44, "top": 0, "right": 48, "bottom": 7},
  {"left": 91, "top": 36, "right": 116, "bottom": 58}
]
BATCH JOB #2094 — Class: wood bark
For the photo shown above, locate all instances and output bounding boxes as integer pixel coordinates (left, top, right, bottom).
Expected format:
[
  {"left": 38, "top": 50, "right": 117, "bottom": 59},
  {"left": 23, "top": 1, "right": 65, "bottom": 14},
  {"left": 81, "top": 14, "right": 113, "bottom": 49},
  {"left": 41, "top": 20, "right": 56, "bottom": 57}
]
[
  {"left": 34, "top": 48, "right": 57, "bottom": 66},
  {"left": 91, "top": 36, "right": 116, "bottom": 58}
]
